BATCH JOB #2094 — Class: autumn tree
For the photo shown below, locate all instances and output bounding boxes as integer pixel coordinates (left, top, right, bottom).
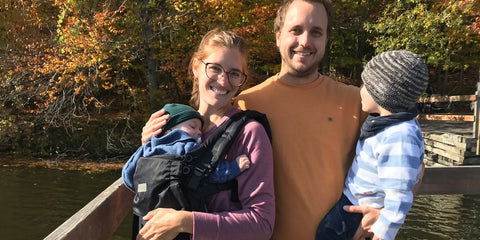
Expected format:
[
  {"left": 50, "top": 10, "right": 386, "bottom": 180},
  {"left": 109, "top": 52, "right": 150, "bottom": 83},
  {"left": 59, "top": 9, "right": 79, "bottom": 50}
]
[
  {"left": 0, "top": 0, "right": 59, "bottom": 151},
  {"left": 0, "top": 0, "right": 279, "bottom": 155}
]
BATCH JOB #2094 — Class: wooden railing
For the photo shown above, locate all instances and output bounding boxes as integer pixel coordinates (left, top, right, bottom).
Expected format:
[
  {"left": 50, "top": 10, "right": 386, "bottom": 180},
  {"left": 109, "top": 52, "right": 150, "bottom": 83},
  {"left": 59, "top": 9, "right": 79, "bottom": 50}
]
[
  {"left": 418, "top": 82, "right": 480, "bottom": 138},
  {"left": 44, "top": 178, "right": 134, "bottom": 240},
  {"left": 44, "top": 166, "right": 480, "bottom": 240}
]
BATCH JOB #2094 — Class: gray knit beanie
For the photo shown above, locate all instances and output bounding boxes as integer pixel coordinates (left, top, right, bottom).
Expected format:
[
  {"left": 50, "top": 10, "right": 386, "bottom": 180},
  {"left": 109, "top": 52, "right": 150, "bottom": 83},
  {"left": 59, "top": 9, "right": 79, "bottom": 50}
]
[{"left": 361, "top": 50, "right": 429, "bottom": 113}]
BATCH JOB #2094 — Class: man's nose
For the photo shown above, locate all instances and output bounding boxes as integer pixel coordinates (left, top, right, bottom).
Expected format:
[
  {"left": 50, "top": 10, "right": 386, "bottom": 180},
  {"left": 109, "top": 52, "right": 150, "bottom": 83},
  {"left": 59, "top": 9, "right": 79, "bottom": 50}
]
[{"left": 298, "top": 32, "right": 310, "bottom": 46}]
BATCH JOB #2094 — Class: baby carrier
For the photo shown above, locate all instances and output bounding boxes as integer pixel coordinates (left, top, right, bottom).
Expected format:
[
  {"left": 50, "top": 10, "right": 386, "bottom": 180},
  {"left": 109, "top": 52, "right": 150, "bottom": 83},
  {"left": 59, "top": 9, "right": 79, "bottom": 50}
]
[{"left": 131, "top": 110, "right": 272, "bottom": 240}]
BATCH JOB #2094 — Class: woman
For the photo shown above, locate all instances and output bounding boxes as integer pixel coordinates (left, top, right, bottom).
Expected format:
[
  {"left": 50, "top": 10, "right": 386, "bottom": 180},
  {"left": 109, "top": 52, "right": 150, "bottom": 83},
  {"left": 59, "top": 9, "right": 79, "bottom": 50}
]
[{"left": 137, "top": 29, "right": 275, "bottom": 240}]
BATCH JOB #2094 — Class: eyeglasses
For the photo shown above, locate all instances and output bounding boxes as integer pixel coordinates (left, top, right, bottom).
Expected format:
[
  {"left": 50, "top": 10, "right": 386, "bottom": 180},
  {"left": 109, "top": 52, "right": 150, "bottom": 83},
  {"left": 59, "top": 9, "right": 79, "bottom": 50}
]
[{"left": 200, "top": 60, "right": 247, "bottom": 87}]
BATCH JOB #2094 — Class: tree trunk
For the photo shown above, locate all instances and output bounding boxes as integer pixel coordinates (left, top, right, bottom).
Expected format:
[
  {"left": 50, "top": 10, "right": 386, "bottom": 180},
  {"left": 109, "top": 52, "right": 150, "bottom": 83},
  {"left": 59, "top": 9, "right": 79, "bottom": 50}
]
[{"left": 139, "top": 0, "right": 159, "bottom": 113}]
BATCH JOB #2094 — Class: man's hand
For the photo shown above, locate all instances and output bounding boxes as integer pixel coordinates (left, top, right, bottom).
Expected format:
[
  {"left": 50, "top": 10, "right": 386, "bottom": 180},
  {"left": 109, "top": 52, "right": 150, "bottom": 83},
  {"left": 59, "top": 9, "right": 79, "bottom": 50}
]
[{"left": 343, "top": 205, "right": 381, "bottom": 240}]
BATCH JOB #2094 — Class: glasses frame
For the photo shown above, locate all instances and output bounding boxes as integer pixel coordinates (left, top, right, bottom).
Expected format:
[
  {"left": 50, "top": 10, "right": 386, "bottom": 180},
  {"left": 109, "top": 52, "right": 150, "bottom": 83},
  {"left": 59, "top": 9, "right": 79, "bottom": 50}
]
[{"left": 200, "top": 60, "right": 247, "bottom": 87}]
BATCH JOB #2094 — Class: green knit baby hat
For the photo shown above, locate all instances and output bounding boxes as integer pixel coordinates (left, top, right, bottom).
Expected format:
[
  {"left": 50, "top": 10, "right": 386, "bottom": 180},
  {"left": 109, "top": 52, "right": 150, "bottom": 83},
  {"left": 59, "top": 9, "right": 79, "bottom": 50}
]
[{"left": 162, "top": 103, "right": 203, "bottom": 133}]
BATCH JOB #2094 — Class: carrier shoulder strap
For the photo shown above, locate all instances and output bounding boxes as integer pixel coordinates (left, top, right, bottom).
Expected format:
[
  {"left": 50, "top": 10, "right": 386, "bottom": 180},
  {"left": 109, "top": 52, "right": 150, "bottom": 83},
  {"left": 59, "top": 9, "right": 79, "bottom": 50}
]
[{"left": 185, "top": 110, "right": 271, "bottom": 190}]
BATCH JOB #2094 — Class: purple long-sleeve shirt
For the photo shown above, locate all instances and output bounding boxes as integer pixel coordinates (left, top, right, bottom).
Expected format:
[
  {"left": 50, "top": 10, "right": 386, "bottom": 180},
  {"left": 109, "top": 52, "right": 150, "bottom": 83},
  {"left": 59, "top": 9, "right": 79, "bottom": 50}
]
[{"left": 192, "top": 108, "right": 275, "bottom": 240}]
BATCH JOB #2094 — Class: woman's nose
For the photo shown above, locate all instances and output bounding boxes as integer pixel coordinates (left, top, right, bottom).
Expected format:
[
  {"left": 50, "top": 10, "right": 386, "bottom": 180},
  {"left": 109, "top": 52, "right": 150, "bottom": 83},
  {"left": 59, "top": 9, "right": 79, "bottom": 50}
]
[{"left": 216, "top": 73, "right": 229, "bottom": 86}]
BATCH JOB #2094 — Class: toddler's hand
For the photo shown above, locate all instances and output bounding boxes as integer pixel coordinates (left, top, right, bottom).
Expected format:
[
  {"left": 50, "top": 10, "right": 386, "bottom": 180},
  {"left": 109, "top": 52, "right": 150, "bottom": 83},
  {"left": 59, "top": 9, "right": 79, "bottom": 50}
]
[{"left": 236, "top": 154, "right": 250, "bottom": 172}]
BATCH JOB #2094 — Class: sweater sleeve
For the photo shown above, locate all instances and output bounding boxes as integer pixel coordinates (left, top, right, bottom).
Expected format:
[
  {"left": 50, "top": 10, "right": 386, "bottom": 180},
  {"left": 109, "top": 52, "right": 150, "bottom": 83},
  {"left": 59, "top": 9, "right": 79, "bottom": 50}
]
[
  {"left": 192, "top": 120, "right": 275, "bottom": 240},
  {"left": 371, "top": 127, "right": 424, "bottom": 240}
]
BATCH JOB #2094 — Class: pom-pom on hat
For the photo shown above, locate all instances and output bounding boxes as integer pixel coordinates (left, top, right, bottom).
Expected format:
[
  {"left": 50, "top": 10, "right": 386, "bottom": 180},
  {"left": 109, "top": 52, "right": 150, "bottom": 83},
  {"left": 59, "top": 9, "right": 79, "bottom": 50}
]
[
  {"left": 361, "top": 50, "right": 429, "bottom": 113},
  {"left": 162, "top": 103, "right": 203, "bottom": 133}
]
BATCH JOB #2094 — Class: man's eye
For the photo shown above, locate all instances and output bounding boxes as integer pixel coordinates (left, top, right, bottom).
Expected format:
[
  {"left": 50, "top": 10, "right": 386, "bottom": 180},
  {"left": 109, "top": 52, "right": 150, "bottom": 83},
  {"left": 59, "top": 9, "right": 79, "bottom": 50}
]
[
  {"left": 291, "top": 28, "right": 302, "bottom": 35},
  {"left": 312, "top": 30, "right": 323, "bottom": 37}
]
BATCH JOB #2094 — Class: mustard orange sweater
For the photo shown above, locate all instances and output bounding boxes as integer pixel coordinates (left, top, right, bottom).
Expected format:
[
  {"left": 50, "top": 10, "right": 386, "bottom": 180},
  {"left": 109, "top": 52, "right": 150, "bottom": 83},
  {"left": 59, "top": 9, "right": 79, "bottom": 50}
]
[{"left": 236, "top": 74, "right": 365, "bottom": 240}]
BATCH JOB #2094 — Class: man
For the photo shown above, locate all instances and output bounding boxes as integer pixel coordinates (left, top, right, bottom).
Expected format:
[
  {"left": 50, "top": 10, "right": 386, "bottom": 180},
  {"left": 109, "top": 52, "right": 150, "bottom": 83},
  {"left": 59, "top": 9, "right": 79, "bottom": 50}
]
[
  {"left": 235, "top": 0, "right": 380, "bottom": 239},
  {"left": 141, "top": 0, "right": 388, "bottom": 239}
]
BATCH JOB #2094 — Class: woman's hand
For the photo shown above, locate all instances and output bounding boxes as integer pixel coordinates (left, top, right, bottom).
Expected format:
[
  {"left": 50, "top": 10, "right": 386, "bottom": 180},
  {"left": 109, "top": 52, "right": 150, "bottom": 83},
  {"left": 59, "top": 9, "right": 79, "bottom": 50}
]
[
  {"left": 137, "top": 208, "right": 193, "bottom": 240},
  {"left": 142, "top": 109, "right": 169, "bottom": 145},
  {"left": 342, "top": 205, "right": 381, "bottom": 240}
]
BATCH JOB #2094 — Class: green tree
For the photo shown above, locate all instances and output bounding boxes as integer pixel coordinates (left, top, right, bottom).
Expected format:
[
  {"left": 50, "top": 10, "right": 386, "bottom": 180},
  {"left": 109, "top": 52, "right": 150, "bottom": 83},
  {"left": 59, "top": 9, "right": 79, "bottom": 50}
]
[
  {"left": 328, "top": 0, "right": 386, "bottom": 85},
  {"left": 364, "top": 0, "right": 480, "bottom": 93}
]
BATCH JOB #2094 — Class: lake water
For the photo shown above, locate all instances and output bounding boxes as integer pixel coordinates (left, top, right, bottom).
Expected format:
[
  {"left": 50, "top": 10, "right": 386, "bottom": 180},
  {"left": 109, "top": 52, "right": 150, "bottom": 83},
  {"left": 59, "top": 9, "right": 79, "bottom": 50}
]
[{"left": 0, "top": 164, "right": 479, "bottom": 240}]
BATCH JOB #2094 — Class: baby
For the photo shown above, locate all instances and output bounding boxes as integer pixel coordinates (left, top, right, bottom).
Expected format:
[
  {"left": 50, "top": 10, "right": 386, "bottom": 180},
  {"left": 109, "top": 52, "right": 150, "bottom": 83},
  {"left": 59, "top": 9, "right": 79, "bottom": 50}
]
[{"left": 122, "top": 103, "right": 250, "bottom": 191}]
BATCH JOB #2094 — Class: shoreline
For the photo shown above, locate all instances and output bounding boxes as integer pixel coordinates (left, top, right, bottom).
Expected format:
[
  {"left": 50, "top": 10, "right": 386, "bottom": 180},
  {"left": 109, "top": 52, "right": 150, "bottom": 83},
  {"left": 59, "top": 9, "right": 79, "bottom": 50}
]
[{"left": 0, "top": 153, "right": 125, "bottom": 173}]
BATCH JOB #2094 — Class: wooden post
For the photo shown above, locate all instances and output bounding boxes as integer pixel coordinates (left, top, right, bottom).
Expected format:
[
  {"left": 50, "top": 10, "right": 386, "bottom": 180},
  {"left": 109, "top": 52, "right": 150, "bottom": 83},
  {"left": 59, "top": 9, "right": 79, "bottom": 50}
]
[{"left": 476, "top": 81, "right": 480, "bottom": 154}]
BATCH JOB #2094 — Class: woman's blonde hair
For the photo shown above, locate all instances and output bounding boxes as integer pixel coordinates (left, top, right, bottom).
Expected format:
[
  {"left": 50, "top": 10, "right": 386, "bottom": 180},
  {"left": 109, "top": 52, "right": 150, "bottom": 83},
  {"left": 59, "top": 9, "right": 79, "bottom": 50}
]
[{"left": 188, "top": 28, "right": 249, "bottom": 109}]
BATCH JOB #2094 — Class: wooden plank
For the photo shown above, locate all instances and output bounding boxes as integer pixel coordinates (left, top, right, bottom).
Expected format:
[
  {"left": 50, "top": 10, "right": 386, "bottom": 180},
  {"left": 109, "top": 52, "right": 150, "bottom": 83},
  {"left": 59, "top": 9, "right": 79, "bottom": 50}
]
[
  {"left": 44, "top": 177, "right": 134, "bottom": 240},
  {"left": 417, "top": 166, "right": 480, "bottom": 195},
  {"left": 425, "top": 145, "right": 464, "bottom": 163},
  {"left": 424, "top": 152, "right": 460, "bottom": 166},
  {"left": 423, "top": 138, "right": 469, "bottom": 156},
  {"left": 422, "top": 132, "right": 475, "bottom": 146},
  {"left": 418, "top": 114, "right": 474, "bottom": 121},
  {"left": 418, "top": 94, "right": 476, "bottom": 103}
]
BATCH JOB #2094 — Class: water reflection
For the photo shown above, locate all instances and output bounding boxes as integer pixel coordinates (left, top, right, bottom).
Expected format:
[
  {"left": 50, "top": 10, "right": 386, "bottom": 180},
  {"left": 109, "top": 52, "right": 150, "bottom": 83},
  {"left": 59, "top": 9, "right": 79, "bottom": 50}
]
[
  {"left": 398, "top": 194, "right": 480, "bottom": 240},
  {"left": 0, "top": 165, "right": 121, "bottom": 240},
  {"left": 1, "top": 164, "right": 479, "bottom": 240}
]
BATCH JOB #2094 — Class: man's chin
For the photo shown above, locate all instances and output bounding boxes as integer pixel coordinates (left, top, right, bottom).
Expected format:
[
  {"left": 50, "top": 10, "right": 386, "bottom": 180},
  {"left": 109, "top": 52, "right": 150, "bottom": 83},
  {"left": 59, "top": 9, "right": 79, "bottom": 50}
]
[{"left": 291, "top": 66, "right": 318, "bottom": 77}]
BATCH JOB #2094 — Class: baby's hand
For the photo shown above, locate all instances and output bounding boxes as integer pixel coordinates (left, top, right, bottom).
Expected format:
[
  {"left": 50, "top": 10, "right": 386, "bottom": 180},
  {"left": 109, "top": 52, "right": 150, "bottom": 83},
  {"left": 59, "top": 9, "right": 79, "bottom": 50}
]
[{"left": 235, "top": 154, "right": 250, "bottom": 172}]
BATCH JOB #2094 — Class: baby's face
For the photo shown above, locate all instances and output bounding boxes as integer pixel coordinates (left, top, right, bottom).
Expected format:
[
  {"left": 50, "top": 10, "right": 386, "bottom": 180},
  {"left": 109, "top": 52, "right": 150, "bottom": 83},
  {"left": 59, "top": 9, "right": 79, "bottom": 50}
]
[{"left": 173, "top": 118, "right": 202, "bottom": 138}]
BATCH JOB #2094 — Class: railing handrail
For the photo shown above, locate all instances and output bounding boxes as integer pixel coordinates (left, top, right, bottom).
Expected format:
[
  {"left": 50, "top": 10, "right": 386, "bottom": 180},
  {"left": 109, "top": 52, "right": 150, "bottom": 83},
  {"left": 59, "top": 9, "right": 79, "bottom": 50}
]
[
  {"left": 43, "top": 177, "right": 134, "bottom": 240},
  {"left": 417, "top": 82, "right": 480, "bottom": 143},
  {"left": 45, "top": 166, "right": 480, "bottom": 240},
  {"left": 418, "top": 94, "right": 476, "bottom": 103}
]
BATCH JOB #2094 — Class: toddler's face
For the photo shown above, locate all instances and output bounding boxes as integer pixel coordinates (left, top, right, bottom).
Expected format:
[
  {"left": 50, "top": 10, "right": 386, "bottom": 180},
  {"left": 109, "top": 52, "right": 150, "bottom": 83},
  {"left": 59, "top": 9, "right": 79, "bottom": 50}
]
[
  {"left": 360, "top": 85, "right": 379, "bottom": 114},
  {"left": 172, "top": 118, "right": 202, "bottom": 139}
]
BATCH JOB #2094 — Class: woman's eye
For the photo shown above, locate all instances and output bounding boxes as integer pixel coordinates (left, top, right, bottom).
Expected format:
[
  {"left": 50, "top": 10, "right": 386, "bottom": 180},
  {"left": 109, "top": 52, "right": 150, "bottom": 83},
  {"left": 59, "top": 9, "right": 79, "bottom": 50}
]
[
  {"left": 230, "top": 71, "right": 242, "bottom": 78},
  {"left": 209, "top": 65, "right": 223, "bottom": 73}
]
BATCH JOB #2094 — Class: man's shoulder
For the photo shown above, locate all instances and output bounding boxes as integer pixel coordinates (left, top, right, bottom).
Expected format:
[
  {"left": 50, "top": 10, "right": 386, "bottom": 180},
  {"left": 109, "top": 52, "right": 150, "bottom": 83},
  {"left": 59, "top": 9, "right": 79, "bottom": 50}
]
[
  {"left": 239, "top": 76, "right": 276, "bottom": 96},
  {"left": 322, "top": 76, "right": 360, "bottom": 93}
]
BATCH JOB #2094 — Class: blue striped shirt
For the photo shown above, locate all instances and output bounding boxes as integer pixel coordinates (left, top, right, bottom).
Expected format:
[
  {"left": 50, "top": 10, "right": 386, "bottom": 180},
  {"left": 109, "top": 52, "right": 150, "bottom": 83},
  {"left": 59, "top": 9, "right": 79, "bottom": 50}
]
[{"left": 343, "top": 118, "right": 424, "bottom": 240}]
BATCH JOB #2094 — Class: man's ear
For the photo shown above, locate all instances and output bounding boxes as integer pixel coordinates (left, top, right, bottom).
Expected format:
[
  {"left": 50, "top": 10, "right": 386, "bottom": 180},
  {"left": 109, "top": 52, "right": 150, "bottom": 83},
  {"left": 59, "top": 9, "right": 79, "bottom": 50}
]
[{"left": 275, "top": 32, "right": 281, "bottom": 47}]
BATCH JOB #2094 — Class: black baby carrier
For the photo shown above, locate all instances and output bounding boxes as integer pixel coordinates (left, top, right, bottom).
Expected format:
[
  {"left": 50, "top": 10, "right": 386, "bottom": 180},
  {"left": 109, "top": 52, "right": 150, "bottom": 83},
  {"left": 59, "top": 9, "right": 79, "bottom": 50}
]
[{"left": 131, "top": 110, "right": 271, "bottom": 240}]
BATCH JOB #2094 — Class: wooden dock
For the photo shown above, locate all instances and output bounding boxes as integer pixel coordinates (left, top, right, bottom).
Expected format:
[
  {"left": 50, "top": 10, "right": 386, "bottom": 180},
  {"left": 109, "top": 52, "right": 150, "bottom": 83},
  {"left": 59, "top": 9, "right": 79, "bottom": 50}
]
[{"left": 419, "top": 120, "right": 480, "bottom": 166}]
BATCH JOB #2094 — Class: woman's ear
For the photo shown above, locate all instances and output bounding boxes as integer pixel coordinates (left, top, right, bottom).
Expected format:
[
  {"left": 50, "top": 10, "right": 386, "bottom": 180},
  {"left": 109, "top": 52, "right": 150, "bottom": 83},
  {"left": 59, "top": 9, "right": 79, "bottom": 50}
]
[{"left": 192, "top": 58, "right": 200, "bottom": 78}]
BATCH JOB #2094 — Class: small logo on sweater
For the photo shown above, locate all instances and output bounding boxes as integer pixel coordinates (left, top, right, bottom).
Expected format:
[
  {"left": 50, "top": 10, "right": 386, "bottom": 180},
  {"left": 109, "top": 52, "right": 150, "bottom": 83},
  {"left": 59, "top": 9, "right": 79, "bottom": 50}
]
[{"left": 138, "top": 183, "right": 147, "bottom": 193}]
